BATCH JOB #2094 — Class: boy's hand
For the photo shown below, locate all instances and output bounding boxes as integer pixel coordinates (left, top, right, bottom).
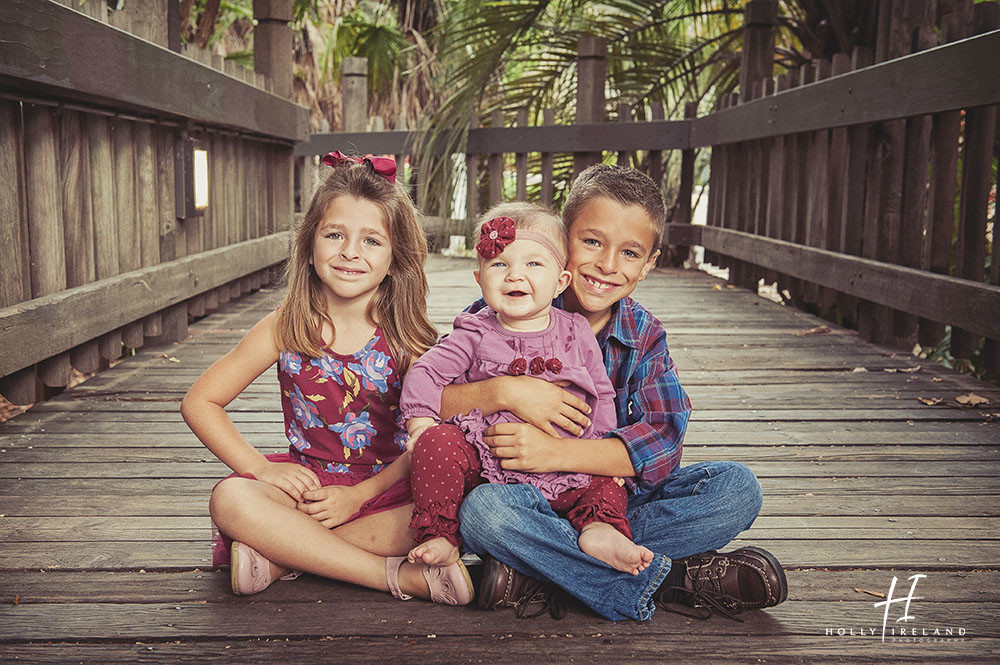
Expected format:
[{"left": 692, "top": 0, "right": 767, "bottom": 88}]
[
  {"left": 297, "top": 485, "right": 365, "bottom": 529},
  {"left": 501, "top": 376, "right": 591, "bottom": 437},
  {"left": 482, "top": 422, "right": 564, "bottom": 473},
  {"left": 251, "top": 461, "right": 321, "bottom": 502}
]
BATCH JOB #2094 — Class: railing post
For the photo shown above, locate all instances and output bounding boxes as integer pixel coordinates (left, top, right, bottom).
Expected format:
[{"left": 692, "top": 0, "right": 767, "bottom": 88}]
[
  {"left": 666, "top": 100, "right": 698, "bottom": 267},
  {"left": 574, "top": 36, "right": 606, "bottom": 178},
  {"left": 342, "top": 57, "right": 369, "bottom": 132},
  {"left": 253, "top": 0, "right": 294, "bottom": 98}
]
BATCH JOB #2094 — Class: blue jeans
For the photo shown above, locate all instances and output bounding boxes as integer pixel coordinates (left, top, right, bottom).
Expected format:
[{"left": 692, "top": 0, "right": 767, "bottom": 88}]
[{"left": 459, "top": 461, "right": 763, "bottom": 621}]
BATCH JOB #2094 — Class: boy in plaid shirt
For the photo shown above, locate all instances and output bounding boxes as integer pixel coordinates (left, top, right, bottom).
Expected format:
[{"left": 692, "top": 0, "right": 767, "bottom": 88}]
[{"left": 445, "top": 164, "right": 787, "bottom": 621}]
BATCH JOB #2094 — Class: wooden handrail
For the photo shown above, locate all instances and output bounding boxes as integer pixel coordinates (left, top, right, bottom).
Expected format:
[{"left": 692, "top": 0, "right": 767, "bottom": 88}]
[
  {"left": 0, "top": 0, "right": 309, "bottom": 141},
  {"left": 0, "top": 234, "right": 291, "bottom": 378}
]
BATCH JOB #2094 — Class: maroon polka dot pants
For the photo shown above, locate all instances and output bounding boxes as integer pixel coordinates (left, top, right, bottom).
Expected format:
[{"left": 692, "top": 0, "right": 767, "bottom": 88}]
[{"left": 408, "top": 424, "right": 632, "bottom": 548}]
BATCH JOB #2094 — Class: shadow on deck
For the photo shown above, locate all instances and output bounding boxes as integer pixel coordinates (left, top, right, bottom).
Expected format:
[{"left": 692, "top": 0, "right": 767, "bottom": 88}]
[{"left": 1, "top": 255, "right": 998, "bottom": 663}]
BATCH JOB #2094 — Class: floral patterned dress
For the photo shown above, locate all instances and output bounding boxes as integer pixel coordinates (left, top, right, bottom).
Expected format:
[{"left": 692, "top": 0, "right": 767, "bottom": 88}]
[{"left": 211, "top": 330, "right": 411, "bottom": 566}]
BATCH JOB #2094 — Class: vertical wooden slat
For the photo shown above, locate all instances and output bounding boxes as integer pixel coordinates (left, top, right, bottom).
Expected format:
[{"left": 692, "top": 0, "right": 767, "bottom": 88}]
[
  {"left": 838, "top": 47, "right": 874, "bottom": 328},
  {"left": 985, "top": 106, "right": 1000, "bottom": 373},
  {"left": 804, "top": 59, "right": 831, "bottom": 306},
  {"left": 61, "top": 109, "right": 101, "bottom": 374},
  {"left": 574, "top": 36, "right": 606, "bottom": 178},
  {"left": 949, "top": 2, "right": 996, "bottom": 359},
  {"left": 158, "top": 126, "right": 179, "bottom": 263},
  {"left": 763, "top": 79, "right": 785, "bottom": 288},
  {"left": 540, "top": 110, "right": 554, "bottom": 208},
  {"left": 111, "top": 117, "right": 144, "bottom": 350},
  {"left": 1, "top": 101, "right": 28, "bottom": 307},
  {"left": 920, "top": 4, "right": 972, "bottom": 346},
  {"left": 488, "top": 110, "right": 504, "bottom": 207},
  {"left": 894, "top": 0, "right": 938, "bottom": 340},
  {"left": 136, "top": 121, "right": 161, "bottom": 341},
  {"left": 647, "top": 102, "right": 664, "bottom": 191},
  {"left": 822, "top": 54, "right": 852, "bottom": 313},
  {"left": 0, "top": 101, "right": 39, "bottom": 405},
  {"left": 670, "top": 100, "right": 697, "bottom": 267},
  {"left": 24, "top": 104, "right": 72, "bottom": 388},
  {"left": 465, "top": 115, "right": 480, "bottom": 224},
  {"left": 87, "top": 114, "right": 122, "bottom": 363},
  {"left": 616, "top": 102, "right": 631, "bottom": 168},
  {"left": 514, "top": 108, "right": 528, "bottom": 202}
]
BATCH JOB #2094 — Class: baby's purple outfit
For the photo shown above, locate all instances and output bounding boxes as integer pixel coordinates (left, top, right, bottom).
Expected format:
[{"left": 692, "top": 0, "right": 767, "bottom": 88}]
[{"left": 400, "top": 306, "right": 617, "bottom": 500}]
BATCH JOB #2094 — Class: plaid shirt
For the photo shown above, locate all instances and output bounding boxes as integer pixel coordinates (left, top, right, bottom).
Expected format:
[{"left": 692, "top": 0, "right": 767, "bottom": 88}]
[
  {"left": 467, "top": 296, "right": 691, "bottom": 494},
  {"left": 586, "top": 295, "right": 691, "bottom": 494}
]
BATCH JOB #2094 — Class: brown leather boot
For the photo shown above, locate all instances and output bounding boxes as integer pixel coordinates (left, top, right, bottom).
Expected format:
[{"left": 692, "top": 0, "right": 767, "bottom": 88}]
[
  {"left": 476, "top": 555, "right": 566, "bottom": 619},
  {"left": 658, "top": 546, "right": 788, "bottom": 622}
]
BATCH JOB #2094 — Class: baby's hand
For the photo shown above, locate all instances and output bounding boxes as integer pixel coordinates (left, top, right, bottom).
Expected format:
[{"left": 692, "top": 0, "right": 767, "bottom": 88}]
[
  {"left": 405, "top": 417, "right": 437, "bottom": 452},
  {"left": 297, "top": 485, "right": 364, "bottom": 529},
  {"left": 252, "top": 461, "right": 321, "bottom": 502}
]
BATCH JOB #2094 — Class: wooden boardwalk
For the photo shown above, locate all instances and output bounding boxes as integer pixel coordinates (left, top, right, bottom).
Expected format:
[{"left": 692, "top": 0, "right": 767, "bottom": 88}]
[{"left": 1, "top": 255, "right": 998, "bottom": 663}]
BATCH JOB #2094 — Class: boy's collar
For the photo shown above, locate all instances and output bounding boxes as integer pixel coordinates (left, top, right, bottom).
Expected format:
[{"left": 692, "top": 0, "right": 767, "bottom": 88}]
[{"left": 553, "top": 295, "right": 640, "bottom": 349}]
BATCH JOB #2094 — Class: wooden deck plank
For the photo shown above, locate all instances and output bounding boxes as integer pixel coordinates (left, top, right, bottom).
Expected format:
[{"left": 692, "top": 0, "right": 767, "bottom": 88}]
[{"left": 1, "top": 256, "right": 998, "bottom": 661}]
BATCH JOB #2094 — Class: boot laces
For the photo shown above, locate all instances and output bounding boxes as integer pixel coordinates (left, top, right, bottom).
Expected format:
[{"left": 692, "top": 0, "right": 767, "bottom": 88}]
[
  {"left": 513, "top": 578, "right": 568, "bottom": 620},
  {"left": 658, "top": 563, "right": 745, "bottom": 622}
]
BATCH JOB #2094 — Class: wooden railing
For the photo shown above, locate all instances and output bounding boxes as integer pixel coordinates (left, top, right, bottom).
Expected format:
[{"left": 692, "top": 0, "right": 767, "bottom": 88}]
[
  {"left": 299, "top": 1, "right": 1000, "bottom": 370},
  {"left": 0, "top": 0, "right": 308, "bottom": 404}
]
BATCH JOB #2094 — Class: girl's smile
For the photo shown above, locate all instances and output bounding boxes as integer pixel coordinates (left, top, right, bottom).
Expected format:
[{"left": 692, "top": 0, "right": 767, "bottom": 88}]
[{"left": 311, "top": 196, "right": 392, "bottom": 308}]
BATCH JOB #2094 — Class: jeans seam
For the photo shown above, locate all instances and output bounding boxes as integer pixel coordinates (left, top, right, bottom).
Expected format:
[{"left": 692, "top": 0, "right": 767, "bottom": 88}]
[{"left": 636, "top": 554, "right": 671, "bottom": 621}]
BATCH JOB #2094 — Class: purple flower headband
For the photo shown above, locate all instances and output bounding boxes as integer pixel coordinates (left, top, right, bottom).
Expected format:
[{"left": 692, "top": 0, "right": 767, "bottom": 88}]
[
  {"left": 475, "top": 216, "right": 567, "bottom": 266},
  {"left": 322, "top": 150, "right": 396, "bottom": 184}
]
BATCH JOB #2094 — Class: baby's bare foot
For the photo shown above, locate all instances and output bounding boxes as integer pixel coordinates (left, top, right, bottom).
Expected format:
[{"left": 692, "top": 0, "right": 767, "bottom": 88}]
[
  {"left": 407, "top": 537, "right": 460, "bottom": 566},
  {"left": 578, "top": 522, "right": 655, "bottom": 575}
]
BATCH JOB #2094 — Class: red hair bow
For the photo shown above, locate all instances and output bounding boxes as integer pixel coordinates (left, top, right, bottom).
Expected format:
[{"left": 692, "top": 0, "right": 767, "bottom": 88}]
[
  {"left": 322, "top": 150, "right": 396, "bottom": 184},
  {"left": 476, "top": 216, "right": 516, "bottom": 259}
]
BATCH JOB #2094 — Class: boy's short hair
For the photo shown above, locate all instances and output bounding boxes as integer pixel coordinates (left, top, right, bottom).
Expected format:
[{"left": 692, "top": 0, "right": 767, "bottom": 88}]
[
  {"left": 476, "top": 201, "right": 567, "bottom": 263},
  {"left": 562, "top": 164, "right": 666, "bottom": 251}
]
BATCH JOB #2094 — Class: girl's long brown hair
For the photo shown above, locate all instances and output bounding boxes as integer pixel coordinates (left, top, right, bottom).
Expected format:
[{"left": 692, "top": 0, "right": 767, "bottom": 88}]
[{"left": 273, "top": 158, "right": 437, "bottom": 374}]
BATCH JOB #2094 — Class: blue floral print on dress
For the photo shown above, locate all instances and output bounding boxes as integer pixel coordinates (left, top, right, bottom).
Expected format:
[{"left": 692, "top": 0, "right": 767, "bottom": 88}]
[
  {"left": 279, "top": 351, "right": 303, "bottom": 376},
  {"left": 348, "top": 347, "right": 392, "bottom": 393},
  {"left": 313, "top": 355, "right": 345, "bottom": 384},
  {"left": 287, "top": 419, "right": 310, "bottom": 452},
  {"left": 393, "top": 427, "right": 409, "bottom": 451},
  {"left": 331, "top": 411, "right": 376, "bottom": 451},
  {"left": 324, "top": 461, "right": 351, "bottom": 474},
  {"left": 289, "top": 384, "right": 324, "bottom": 429}
]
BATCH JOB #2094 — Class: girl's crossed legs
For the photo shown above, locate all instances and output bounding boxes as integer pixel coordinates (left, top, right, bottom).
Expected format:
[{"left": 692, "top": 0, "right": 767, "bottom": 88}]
[{"left": 210, "top": 476, "right": 435, "bottom": 598}]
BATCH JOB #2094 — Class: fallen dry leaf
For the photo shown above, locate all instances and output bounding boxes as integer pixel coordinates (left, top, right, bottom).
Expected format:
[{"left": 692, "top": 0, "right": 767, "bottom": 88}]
[
  {"left": 712, "top": 284, "right": 722, "bottom": 291},
  {"left": 917, "top": 397, "right": 943, "bottom": 406},
  {"left": 794, "top": 325, "right": 832, "bottom": 336},
  {"left": 899, "top": 366, "right": 921, "bottom": 373},
  {"left": 932, "top": 377, "right": 943, "bottom": 382},
  {"left": 854, "top": 587, "right": 886, "bottom": 599},
  {"left": 852, "top": 367, "right": 868, "bottom": 373},
  {"left": 955, "top": 393, "right": 989, "bottom": 407},
  {"left": 883, "top": 368, "right": 898, "bottom": 373}
]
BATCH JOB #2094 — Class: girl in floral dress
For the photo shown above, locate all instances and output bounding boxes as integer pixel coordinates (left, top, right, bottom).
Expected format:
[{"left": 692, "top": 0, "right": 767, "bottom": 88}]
[
  {"left": 400, "top": 203, "right": 655, "bottom": 577},
  {"left": 182, "top": 152, "right": 474, "bottom": 605}
]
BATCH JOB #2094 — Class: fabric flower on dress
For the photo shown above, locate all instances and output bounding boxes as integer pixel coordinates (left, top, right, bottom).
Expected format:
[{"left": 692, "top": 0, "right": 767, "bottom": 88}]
[
  {"left": 289, "top": 384, "right": 324, "bottom": 429},
  {"left": 324, "top": 461, "right": 351, "bottom": 474},
  {"left": 529, "top": 356, "right": 546, "bottom": 375},
  {"left": 509, "top": 357, "right": 527, "bottom": 376},
  {"left": 312, "top": 355, "right": 345, "bottom": 383},
  {"left": 349, "top": 348, "right": 392, "bottom": 393},
  {"left": 279, "top": 351, "right": 303, "bottom": 376},
  {"left": 331, "top": 411, "right": 376, "bottom": 452},
  {"left": 545, "top": 358, "right": 563, "bottom": 374},
  {"left": 286, "top": 419, "right": 310, "bottom": 453},
  {"left": 475, "top": 216, "right": 516, "bottom": 260}
]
